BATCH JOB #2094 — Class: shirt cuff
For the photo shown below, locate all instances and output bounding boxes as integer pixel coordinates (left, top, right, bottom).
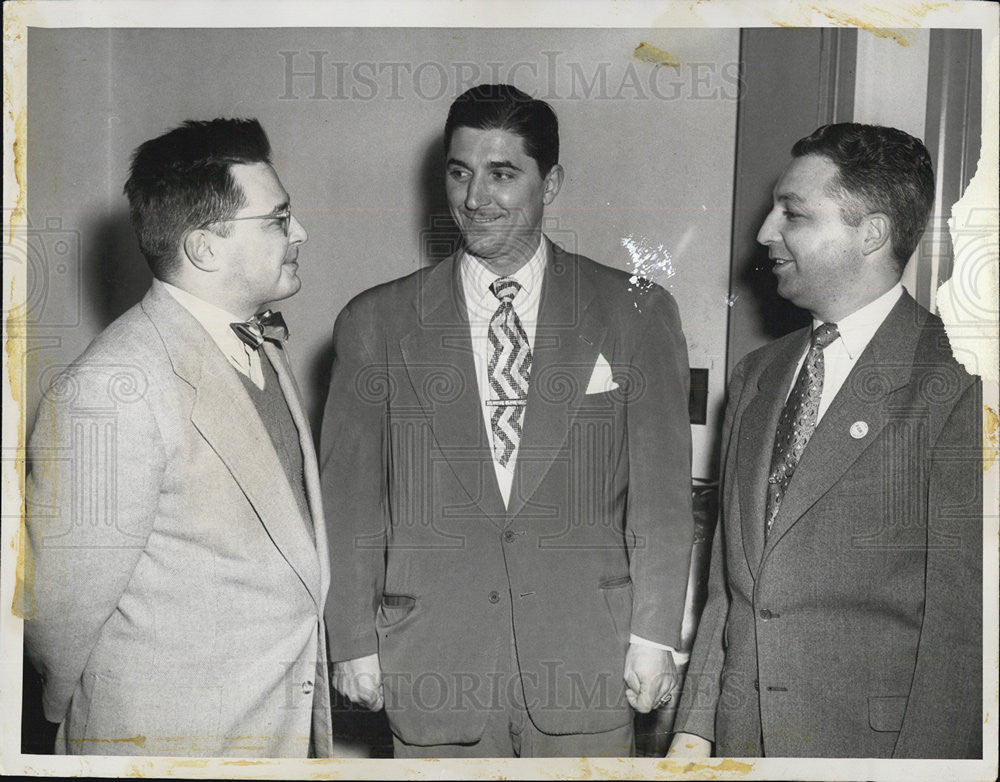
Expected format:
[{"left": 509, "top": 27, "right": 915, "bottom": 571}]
[{"left": 629, "top": 633, "right": 690, "bottom": 664}]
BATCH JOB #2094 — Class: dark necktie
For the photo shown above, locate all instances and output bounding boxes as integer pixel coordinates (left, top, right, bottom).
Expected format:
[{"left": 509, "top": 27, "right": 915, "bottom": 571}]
[
  {"left": 230, "top": 309, "right": 289, "bottom": 349},
  {"left": 764, "top": 322, "right": 840, "bottom": 535},
  {"left": 487, "top": 277, "right": 532, "bottom": 468}
]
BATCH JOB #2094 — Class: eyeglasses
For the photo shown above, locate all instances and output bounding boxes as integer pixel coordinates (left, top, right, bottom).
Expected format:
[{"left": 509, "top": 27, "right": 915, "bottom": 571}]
[{"left": 205, "top": 208, "right": 292, "bottom": 236}]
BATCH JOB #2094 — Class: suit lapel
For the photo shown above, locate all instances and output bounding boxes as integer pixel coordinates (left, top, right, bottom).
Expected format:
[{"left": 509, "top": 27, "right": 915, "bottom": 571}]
[
  {"left": 761, "top": 294, "right": 920, "bottom": 560},
  {"left": 142, "top": 282, "right": 322, "bottom": 606},
  {"left": 398, "top": 254, "right": 507, "bottom": 524},
  {"left": 508, "top": 246, "right": 605, "bottom": 521},
  {"left": 736, "top": 332, "right": 808, "bottom": 574}
]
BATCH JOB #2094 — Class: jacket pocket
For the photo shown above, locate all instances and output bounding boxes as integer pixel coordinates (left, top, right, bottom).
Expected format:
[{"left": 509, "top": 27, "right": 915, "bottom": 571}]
[
  {"left": 377, "top": 593, "right": 417, "bottom": 629},
  {"left": 868, "top": 695, "right": 908, "bottom": 732}
]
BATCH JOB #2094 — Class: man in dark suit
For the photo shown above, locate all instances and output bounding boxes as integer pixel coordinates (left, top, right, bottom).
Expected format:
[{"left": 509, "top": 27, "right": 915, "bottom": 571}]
[
  {"left": 320, "top": 84, "right": 695, "bottom": 757},
  {"left": 670, "top": 123, "right": 982, "bottom": 758},
  {"left": 22, "top": 119, "right": 334, "bottom": 756}
]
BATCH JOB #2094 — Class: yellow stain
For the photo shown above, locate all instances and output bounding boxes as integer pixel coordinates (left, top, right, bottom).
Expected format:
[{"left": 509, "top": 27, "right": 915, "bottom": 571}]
[
  {"left": 634, "top": 42, "right": 680, "bottom": 68},
  {"left": 811, "top": 7, "right": 910, "bottom": 46},
  {"left": 984, "top": 405, "right": 999, "bottom": 473},
  {"left": 6, "top": 103, "right": 26, "bottom": 242},
  {"left": 67, "top": 733, "right": 148, "bottom": 748},
  {"left": 9, "top": 275, "right": 31, "bottom": 619},
  {"left": 125, "top": 761, "right": 154, "bottom": 778},
  {"left": 658, "top": 757, "right": 755, "bottom": 776},
  {"left": 169, "top": 759, "right": 208, "bottom": 768},
  {"left": 806, "top": 2, "right": 950, "bottom": 47}
]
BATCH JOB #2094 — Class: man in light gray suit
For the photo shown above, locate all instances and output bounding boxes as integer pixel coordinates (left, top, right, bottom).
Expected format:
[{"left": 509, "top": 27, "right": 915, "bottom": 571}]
[{"left": 23, "top": 118, "right": 334, "bottom": 757}]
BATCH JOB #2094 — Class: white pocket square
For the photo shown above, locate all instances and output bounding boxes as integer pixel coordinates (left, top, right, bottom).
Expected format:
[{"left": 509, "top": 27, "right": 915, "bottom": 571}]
[{"left": 586, "top": 353, "right": 619, "bottom": 394}]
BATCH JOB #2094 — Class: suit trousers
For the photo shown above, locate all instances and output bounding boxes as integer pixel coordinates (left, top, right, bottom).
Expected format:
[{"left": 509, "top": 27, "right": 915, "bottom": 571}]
[{"left": 392, "top": 615, "right": 635, "bottom": 758}]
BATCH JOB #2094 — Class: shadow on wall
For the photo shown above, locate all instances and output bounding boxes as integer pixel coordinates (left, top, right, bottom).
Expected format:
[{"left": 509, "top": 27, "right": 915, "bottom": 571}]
[
  {"left": 416, "top": 132, "right": 463, "bottom": 268},
  {"left": 24, "top": 209, "right": 150, "bottom": 434},
  {"left": 85, "top": 208, "right": 152, "bottom": 332},
  {"left": 307, "top": 133, "right": 462, "bottom": 438},
  {"left": 736, "top": 198, "right": 811, "bottom": 341}
]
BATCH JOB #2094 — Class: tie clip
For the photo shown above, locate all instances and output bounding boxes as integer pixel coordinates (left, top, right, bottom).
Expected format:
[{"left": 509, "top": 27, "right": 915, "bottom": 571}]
[{"left": 487, "top": 398, "right": 528, "bottom": 407}]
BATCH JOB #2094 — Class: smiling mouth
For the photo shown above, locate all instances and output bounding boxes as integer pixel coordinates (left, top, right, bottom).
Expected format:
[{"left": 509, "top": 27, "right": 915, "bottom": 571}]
[
  {"left": 467, "top": 214, "right": 502, "bottom": 224},
  {"left": 771, "top": 257, "right": 793, "bottom": 267}
]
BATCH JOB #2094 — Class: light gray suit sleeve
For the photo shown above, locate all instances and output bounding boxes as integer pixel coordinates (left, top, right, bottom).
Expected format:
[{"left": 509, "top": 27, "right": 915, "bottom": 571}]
[{"left": 23, "top": 362, "right": 164, "bottom": 722}]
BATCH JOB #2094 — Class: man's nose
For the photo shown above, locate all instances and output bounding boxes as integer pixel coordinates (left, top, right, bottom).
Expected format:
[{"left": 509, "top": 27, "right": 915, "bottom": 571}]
[
  {"left": 465, "top": 174, "right": 491, "bottom": 211},
  {"left": 288, "top": 214, "right": 308, "bottom": 244},
  {"left": 756, "top": 209, "right": 779, "bottom": 246}
]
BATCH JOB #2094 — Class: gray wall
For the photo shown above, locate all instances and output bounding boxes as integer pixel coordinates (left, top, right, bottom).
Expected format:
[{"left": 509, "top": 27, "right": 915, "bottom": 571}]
[{"left": 26, "top": 27, "right": 739, "bottom": 479}]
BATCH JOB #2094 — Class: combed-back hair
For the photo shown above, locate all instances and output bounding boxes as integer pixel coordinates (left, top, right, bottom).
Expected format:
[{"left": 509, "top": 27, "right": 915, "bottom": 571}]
[
  {"left": 123, "top": 118, "right": 272, "bottom": 280},
  {"left": 444, "top": 84, "right": 559, "bottom": 176},
  {"left": 792, "top": 123, "right": 935, "bottom": 269}
]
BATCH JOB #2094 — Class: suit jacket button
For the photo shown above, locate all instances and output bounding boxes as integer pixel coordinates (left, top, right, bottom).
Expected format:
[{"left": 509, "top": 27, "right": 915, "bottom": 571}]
[
  {"left": 503, "top": 530, "right": 516, "bottom": 543},
  {"left": 488, "top": 590, "right": 501, "bottom": 604},
  {"left": 301, "top": 680, "right": 314, "bottom": 694},
  {"left": 759, "top": 608, "right": 772, "bottom": 620}
]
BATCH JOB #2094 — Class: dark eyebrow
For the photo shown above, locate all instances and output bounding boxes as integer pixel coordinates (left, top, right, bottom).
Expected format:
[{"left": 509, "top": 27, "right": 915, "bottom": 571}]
[
  {"left": 774, "top": 191, "right": 805, "bottom": 206},
  {"left": 266, "top": 200, "right": 290, "bottom": 216},
  {"left": 445, "top": 157, "right": 523, "bottom": 172},
  {"left": 487, "top": 160, "right": 523, "bottom": 172}
]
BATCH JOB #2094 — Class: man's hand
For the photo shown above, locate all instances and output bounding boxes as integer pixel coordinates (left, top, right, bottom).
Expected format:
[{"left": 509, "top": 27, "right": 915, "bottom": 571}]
[
  {"left": 667, "top": 731, "right": 711, "bottom": 757},
  {"left": 623, "top": 643, "right": 678, "bottom": 714},
  {"left": 331, "top": 652, "right": 384, "bottom": 711}
]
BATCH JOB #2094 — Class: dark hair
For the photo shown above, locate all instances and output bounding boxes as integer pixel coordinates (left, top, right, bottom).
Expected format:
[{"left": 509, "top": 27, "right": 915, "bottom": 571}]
[
  {"left": 443, "top": 84, "right": 559, "bottom": 176},
  {"left": 792, "top": 123, "right": 935, "bottom": 269},
  {"left": 123, "top": 118, "right": 272, "bottom": 280}
]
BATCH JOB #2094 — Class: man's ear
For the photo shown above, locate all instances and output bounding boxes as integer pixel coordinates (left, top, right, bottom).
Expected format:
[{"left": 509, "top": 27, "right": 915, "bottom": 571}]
[
  {"left": 182, "top": 228, "right": 221, "bottom": 272},
  {"left": 861, "top": 213, "right": 892, "bottom": 257},
  {"left": 542, "top": 164, "right": 564, "bottom": 205}
]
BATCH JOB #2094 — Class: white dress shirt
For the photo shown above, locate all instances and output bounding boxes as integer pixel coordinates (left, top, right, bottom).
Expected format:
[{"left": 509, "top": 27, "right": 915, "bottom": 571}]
[
  {"left": 161, "top": 282, "right": 265, "bottom": 389},
  {"left": 460, "top": 240, "right": 681, "bottom": 660},
  {"left": 788, "top": 283, "right": 904, "bottom": 419}
]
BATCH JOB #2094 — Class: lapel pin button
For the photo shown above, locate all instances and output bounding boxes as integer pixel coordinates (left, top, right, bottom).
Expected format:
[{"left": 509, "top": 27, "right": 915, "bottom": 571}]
[{"left": 850, "top": 421, "right": 869, "bottom": 439}]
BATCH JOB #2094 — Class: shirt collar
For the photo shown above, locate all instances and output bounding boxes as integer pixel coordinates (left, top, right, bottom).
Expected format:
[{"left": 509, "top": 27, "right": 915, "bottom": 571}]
[
  {"left": 815, "top": 283, "right": 903, "bottom": 360},
  {"left": 160, "top": 281, "right": 250, "bottom": 359},
  {"left": 461, "top": 237, "right": 547, "bottom": 317}
]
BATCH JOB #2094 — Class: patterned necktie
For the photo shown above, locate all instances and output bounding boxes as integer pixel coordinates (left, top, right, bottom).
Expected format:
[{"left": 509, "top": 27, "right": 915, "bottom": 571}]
[
  {"left": 488, "top": 277, "right": 532, "bottom": 468},
  {"left": 230, "top": 309, "right": 289, "bottom": 350},
  {"left": 764, "top": 322, "right": 840, "bottom": 535}
]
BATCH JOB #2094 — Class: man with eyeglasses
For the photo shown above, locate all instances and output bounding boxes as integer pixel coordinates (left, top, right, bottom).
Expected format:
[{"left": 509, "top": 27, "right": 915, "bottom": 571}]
[{"left": 23, "top": 118, "right": 334, "bottom": 757}]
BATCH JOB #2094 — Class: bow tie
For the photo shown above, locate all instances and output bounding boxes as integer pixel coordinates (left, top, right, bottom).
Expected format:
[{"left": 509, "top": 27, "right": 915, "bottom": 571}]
[{"left": 230, "top": 310, "right": 289, "bottom": 349}]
